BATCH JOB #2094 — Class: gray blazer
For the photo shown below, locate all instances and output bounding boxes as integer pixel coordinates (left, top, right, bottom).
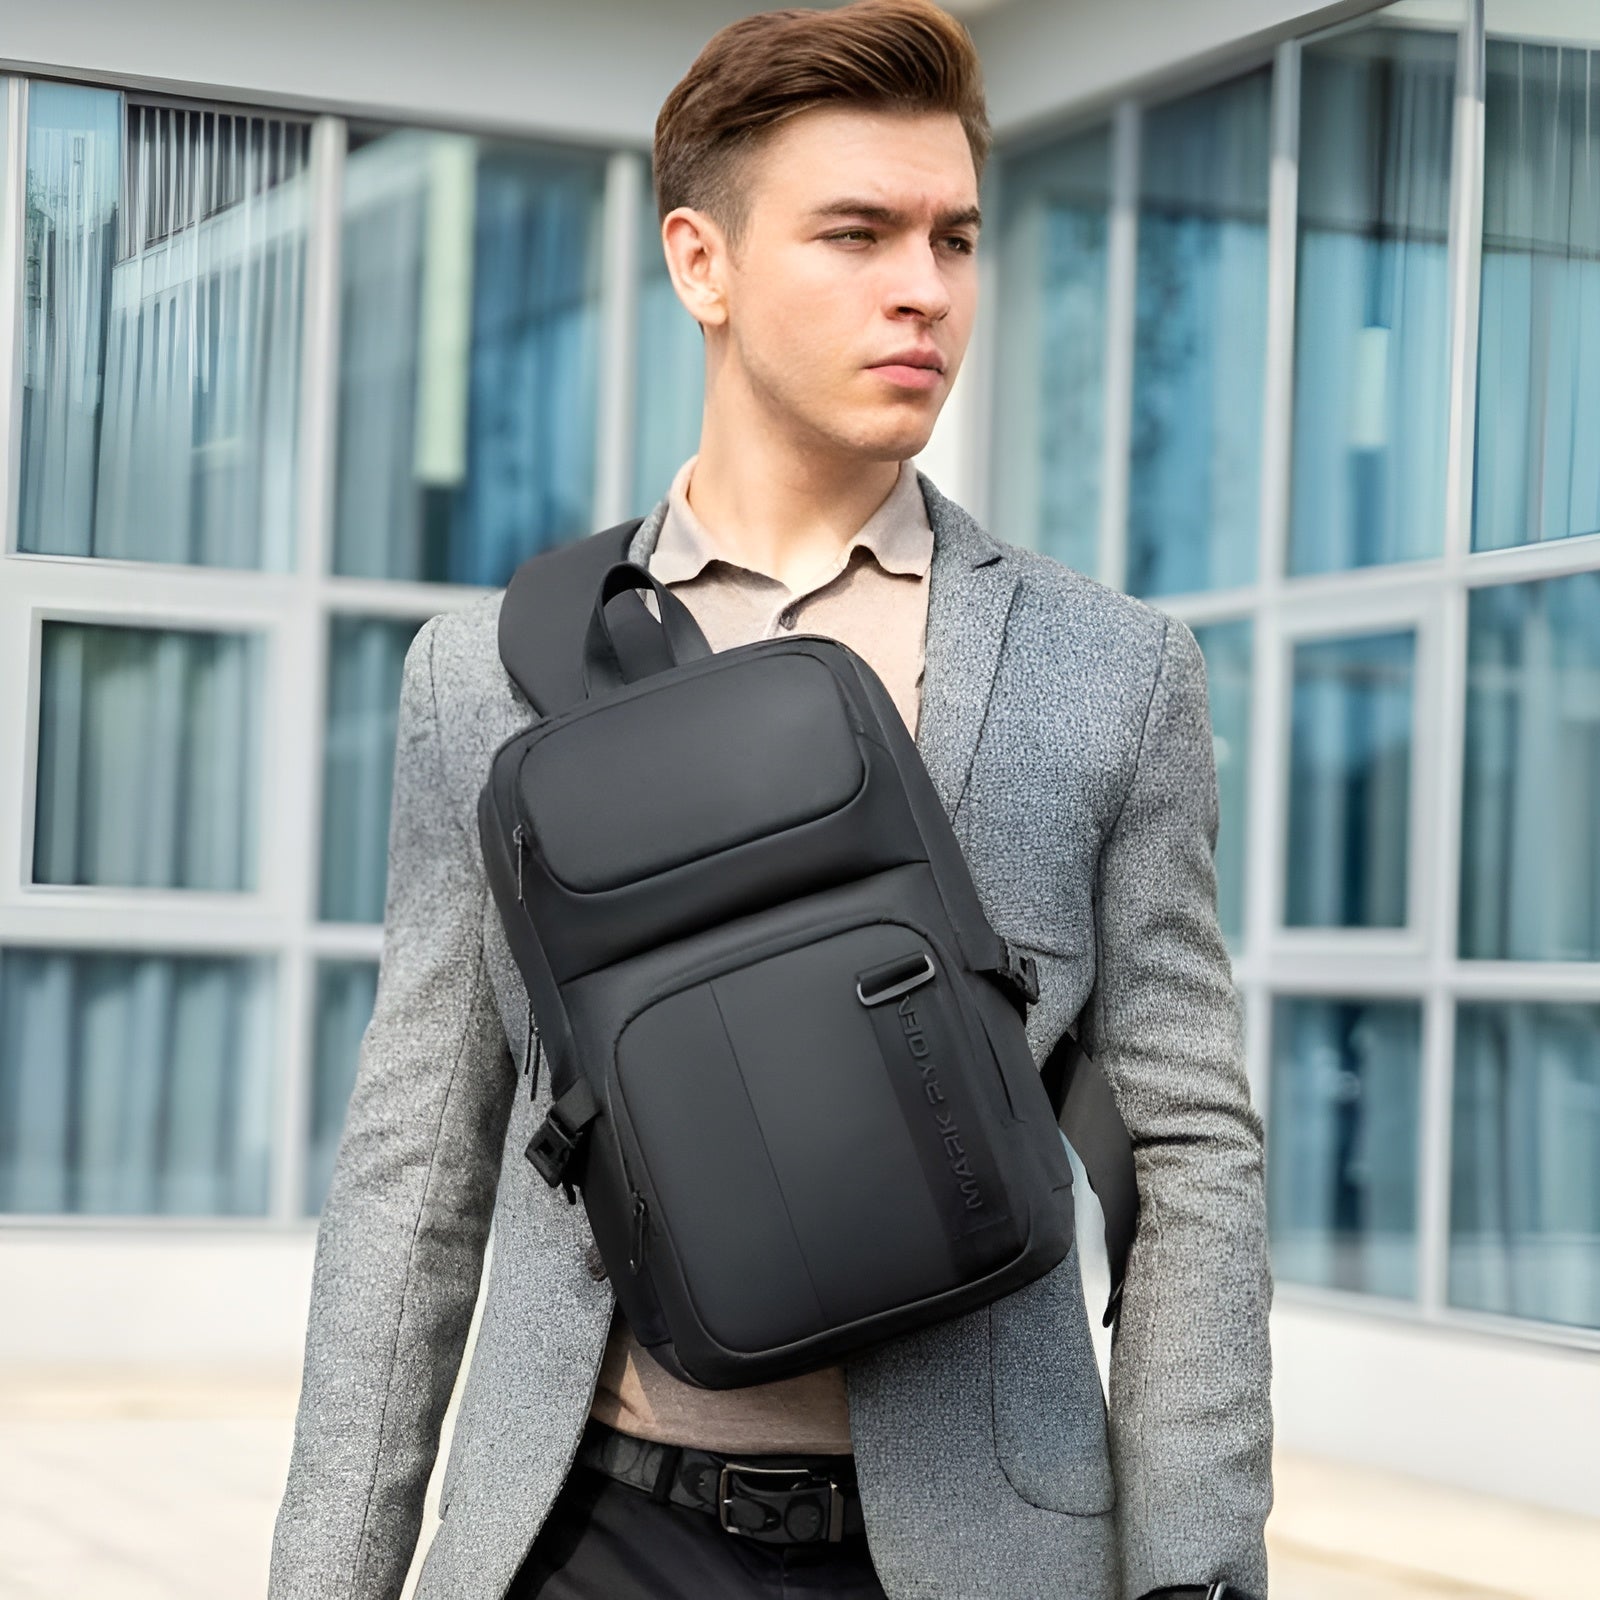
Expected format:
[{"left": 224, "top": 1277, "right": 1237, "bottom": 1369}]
[{"left": 270, "top": 474, "right": 1273, "bottom": 1600}]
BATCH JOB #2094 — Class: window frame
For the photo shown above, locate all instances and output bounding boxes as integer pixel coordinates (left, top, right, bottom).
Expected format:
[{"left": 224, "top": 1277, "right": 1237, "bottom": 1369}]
[
  {"left": 986, "top": 0, "right": 1600, "bottom": 1355},
  {"left": 0, "top": 73, "right": 657, "bottom": 1227}
]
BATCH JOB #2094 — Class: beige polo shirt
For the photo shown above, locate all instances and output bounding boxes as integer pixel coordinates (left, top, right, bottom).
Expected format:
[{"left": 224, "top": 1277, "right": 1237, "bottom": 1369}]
[{"left": 586, "top": 452, "right": 933, "bottom": 1454}]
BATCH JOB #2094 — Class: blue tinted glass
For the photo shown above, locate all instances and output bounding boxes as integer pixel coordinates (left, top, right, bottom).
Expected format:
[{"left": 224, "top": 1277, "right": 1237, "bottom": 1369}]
[
  {"left": 0, "top": 948, "right": 274, "bottom": 1216},
  {"left": 1451, "top": 1002, "right": 1600, "bottom": 1329},
  {"left": 320, "top": 616, "right": 426, "bottom": 924},
  {"left": 633, "top": 182, "right": 705, "bottom": 510},
  {"left": 1286, "top": 632, "right": 1415, "bottom": 928},
  {"left": 306, "top": 960, "right": 379, "bottom": 1214},
  {"left": 334, "top": 132, "right": 606, "bottom": 586},
  {"left": 1289, "top": 28, "right": 1455, "bottom": 574},
  {"left": 1475, "top": 41, "right": 1600, "bottom": 550},
  {"left": 1129, "top": 70, "right": 1271, "bottom": 597},
  {"left": 33, "top": 623, "right": 264, "bottom": 892},
  {"left": 991, "top": 128, "right": 1111, "bottom": 574},
  {"left": 1192, "top": 621, "right": 1253, "bottom": 947},
  {"left": 20, "top": 86, "right": 309, "bottom": 569},
  {"left": 1460, "top": 573, "right": 1600, "bottom": 961},
  {"left": 1269, "top": 997, "right": 1422, "bottom": 1299}
]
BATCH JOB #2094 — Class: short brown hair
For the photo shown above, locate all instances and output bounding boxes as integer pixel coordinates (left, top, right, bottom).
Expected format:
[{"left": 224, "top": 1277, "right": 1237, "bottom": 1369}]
[{"left": 654, "top": 0, "right": 990, "bottom": 252}]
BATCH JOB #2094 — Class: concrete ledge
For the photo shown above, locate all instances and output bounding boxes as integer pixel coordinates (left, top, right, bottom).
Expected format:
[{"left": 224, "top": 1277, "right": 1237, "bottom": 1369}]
[{"left": 1269, "top": 1451, "right": 1600, "bottom": 1600}]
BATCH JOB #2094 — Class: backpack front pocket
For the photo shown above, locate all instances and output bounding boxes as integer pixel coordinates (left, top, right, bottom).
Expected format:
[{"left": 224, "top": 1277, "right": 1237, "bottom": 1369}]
[
  {"left": 610, "top": 918, "right": 1025, "bottom": 1359},
  {"left": 518, "top": 651, "right": 865, "bottom": 893}
]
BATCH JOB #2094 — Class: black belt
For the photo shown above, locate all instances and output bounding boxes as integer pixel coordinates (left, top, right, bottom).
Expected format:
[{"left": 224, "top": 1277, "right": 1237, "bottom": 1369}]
[{"left": 575, "top": 1419, "right": 866, "bottom": 1545}]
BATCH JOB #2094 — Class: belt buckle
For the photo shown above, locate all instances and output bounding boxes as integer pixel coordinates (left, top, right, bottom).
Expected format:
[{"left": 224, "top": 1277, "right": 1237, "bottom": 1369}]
[{"left": 717, "top": 1462, "right": 845, "bottom": 1544}]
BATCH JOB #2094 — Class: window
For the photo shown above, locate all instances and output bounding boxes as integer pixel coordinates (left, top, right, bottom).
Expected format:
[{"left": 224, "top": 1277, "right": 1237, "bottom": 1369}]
[
  {"left": 0, "top": 948, "right": 275, "bottom": 1216},
  {"left": 20, "top": 85, "right": 309, "bottom": 569},
  {"left": 33, "top": 623, "right": 264, "bottom": 892},
  {"left": 3, "top": 75, "right": 665, "bottom": 1226},
  {"left": 306, "top": 961, "right": 379, "bottom": 1213},
  {"left": 1128, "top": 71, "right": 1271, "bottom": 597},
  {"left": 1451, "top": 1002, "right": 1600, "bottom": 1328},
  {"left": 1289, "top": 24, "right": 1456, "bottom": 575},
  {"left": 320, "top": 617, "right": 426, "bottom": 925},
  {"left": 1268, "top": 997, "right": 1422, "bottom": 1299},
  {"left": 1474, "top": 36, "right": 1600, "bottom": 550},
  {"left": 1285, "top": 631, "right": 1416, "bottom": 930},
  {"left": 1460, "top": 573, "right": 1600, "bottom": 962},
  {"left": 984, "top": 0, "right": 1600, "bottom": 1346},
  {"left": 990, "top": 126, "right": 1112, "bottom": 573},
  {"left": 332, "top": 128, "right": 608, "bottom": 586}
]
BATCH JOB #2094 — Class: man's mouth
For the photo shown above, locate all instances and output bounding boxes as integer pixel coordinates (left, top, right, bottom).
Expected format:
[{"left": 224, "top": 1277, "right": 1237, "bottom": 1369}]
[{"left": 868, "top": 351, "right": 946, "bottom": 390}]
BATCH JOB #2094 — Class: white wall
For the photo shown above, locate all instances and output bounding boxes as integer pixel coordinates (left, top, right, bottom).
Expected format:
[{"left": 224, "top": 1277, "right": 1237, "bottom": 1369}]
[
  {"left": 1, "top": 0, "right": 767, "bottom": 147},
  {"left": 970, "top": 0, "right": 1379, "bottom": 134},
  {"left": 1, "top": 1231, "right": 315, "bottom": 1375},
  {"left": 1272, "top": 1301, "right": 1600, "bottom": 1520}
]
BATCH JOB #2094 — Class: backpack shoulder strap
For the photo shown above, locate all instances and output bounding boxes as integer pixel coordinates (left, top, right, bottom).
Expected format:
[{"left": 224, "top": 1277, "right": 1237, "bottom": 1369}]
[{"left": 498, "top": 519, "right": 644, "bottom": 715}]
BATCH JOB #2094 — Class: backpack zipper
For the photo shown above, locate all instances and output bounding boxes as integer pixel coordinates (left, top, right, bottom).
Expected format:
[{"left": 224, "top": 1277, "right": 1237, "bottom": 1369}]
[
  {"left": 629, "top": 1191, "right": 649, "bottom": 1274},
  {"left": 512, "top": 822, "right": 526, "bottom": 902}
]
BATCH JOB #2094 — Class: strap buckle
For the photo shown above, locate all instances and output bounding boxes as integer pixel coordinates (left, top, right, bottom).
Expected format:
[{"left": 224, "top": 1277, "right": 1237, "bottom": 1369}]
[
  {"left": 526, "top": 1109, "right": 582, "bottom": 1189},
  {"left": 524, "top": 1079, "right": 599, "bottom": 1200},
  {"left": 999, "top": 943, "right": 1040, "bottom": 1007},
  {"left": 717, "top": 1463, "right": 846, "bottom": 1544}
]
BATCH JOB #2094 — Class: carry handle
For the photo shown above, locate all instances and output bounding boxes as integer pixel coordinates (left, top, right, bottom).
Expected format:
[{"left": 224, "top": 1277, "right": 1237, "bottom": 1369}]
[{"left": 581, "top": 562, "right": 712, "bottom": 698}]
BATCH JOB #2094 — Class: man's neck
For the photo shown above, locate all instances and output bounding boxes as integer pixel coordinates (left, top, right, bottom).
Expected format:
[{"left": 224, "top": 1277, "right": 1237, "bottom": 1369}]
[{"left": 686, "top": 426, "right": 905, "bottom": 594}]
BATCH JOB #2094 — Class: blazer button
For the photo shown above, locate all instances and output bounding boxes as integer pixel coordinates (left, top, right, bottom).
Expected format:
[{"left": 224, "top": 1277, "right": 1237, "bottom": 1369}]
[{"left": 584, "top": 1241, "right": 609, "bottom": 1282}]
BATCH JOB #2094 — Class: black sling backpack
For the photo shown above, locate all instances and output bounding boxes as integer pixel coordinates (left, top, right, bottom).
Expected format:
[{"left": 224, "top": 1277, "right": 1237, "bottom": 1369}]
[{"left": 477, "top": 520, "right": 1139, "bottom": 1389}]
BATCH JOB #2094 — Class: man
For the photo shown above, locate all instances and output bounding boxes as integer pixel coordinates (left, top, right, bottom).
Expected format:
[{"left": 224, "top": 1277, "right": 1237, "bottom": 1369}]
[{"left": 269, "top": 3, "right": 1274, "bottom": 1597}]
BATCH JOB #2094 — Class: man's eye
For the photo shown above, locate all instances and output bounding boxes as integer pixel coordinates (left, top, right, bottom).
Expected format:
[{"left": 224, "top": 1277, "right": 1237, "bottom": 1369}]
[
  {"left": 945, "top": 236, "right": 977, "bottom": 255},
  {"left": 829, "top": 229, "right": 874, "bottom": 243}
]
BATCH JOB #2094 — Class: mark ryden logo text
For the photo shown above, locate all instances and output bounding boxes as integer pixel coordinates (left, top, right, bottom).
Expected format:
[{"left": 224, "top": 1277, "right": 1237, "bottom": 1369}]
[{"left": 897, "top": 993, "right": 985, "bottom": 1212}]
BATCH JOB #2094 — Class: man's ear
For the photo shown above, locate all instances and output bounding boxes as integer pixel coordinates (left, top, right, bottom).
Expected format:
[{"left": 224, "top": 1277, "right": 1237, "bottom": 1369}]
[{"left": 660, "top": 206, "right": 729, "bottom": 331}]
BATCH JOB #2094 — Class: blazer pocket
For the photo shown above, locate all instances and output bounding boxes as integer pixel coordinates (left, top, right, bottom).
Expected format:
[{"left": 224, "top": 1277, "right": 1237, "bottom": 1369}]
[{"left": 988, "top": 1243, "right": 1116, "bottom": 1517}]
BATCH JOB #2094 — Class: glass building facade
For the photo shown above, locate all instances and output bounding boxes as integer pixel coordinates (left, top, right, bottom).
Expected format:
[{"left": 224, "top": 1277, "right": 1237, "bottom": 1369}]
[
  {"left": 990, "top": 0, "right": 1600, "bottom": 1342},
  {"left": 0, "top": 83, "right": 702, "bottom": 1219},
  {"left": 1, "top": 0, "right": 1597, "bottom": 1353}
]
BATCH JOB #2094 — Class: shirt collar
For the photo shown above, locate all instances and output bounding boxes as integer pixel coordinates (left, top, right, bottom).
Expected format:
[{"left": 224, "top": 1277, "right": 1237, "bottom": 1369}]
[{"left": 649, "top": 454, "right": 934, "bottom": 587}]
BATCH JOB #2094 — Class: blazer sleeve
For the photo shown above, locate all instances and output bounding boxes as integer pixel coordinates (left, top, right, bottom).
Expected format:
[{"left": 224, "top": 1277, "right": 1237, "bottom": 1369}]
[
  {"left": 269, "top": 614, "right": 517, "bottom": 1600},
  {"left": 1080, "top": 615, "right": 1274, "bottom": 1599}
]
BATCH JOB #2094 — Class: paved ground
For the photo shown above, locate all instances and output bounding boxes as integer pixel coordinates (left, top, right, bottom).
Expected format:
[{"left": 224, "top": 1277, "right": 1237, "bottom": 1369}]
[{"left": 1, "top": 1371, "right": 1595, "bottom": 1599}]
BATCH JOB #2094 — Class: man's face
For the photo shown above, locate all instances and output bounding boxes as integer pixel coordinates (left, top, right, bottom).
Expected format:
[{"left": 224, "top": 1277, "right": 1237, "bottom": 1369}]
[{"left": 681, "top": 106, "right": 981, "bottom": 464}]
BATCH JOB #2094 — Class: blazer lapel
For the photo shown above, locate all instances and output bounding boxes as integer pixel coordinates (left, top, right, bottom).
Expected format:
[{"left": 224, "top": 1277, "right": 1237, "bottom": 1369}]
[
  {"left": 627, "top": 469, "right": 1018, "bottom": 826},
  {"left": 912, "top": 472, "right": 1017, "bottom": 825}
]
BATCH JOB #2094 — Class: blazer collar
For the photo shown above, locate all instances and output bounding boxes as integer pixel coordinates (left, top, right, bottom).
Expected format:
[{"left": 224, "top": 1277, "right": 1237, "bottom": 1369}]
[
  {"left": 911, "top": 472, "right": 1017, "bottom": 824},
  {"left": 628, "top": 469, "right": 1016, "bottom": 825}
]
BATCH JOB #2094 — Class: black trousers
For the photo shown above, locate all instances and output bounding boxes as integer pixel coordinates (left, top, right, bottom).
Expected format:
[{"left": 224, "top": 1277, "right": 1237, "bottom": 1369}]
[{"left": 509, "top": 1462, "right": 890, "bottom": 1599}]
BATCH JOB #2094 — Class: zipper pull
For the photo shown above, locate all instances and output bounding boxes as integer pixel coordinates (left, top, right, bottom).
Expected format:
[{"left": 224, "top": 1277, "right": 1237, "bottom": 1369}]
[
  {"left": 512, "top": 823, "right": 526, "bottom": 903},
  {"left": 629, "top": 1193, "right": 648, "bottom": 1274}
]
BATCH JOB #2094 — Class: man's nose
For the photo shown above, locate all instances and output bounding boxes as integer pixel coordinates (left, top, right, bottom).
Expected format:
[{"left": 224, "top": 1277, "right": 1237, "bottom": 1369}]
[{"left": 889, "top": 239, "right": 953, "bottom": 322}]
